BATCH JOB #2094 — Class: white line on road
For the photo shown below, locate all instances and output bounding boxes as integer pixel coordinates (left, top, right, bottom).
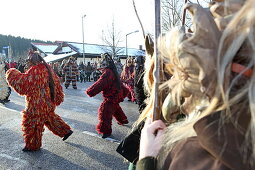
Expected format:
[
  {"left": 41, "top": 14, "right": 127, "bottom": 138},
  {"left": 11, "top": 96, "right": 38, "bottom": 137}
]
[{"left": 82, "top": 130, "right": 120, "bottom": 144}]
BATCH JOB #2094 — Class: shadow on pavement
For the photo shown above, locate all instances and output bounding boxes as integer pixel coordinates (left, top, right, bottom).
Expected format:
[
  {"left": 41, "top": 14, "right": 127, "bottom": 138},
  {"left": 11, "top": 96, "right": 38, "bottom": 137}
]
[
  {"left": 21, "top": 149, "right": 86, "bottom": 170},
  {"left": 0, "top": 128, "right": 85, "bottom": 170},
  {"left": 1, "top": 101, "right": 24, "bottom": 113},
  {"left": 66, "top": 142, "right": 128, "bottom": 169}
]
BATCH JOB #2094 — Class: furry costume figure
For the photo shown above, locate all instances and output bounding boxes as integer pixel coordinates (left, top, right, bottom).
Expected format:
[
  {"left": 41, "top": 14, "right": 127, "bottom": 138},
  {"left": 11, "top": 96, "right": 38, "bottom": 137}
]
[
  {"left": 0, "top": 59, "right": 10, "bottom": 103},
  {"left": 86, "top": 53, "right": 129, "bottom": 138},
  {"left": 6, "top": 50, "right": 72, "bottom": 151},
  {"left": 121, "top": 57, "right": 136, "bottom": 102},
  {"left": 116, "top": 56, "right": 147, "bottom": 167},
  {"left": 134, "top": 56, "right": 147, "bottom": 113},
  {"left": 136, "top": 0, "right": 255, "bottom": 169},
  {"left": 114, "top": 58, "right": 123, "bottom": 75},
  {"left": 63, "top": 57, "right": 79, "bottom": 89}
]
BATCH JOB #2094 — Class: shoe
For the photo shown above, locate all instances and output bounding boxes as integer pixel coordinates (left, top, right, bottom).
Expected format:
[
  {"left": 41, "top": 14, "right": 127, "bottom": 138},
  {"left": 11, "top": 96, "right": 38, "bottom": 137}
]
[
  {"left": 3, "top": 99, "right": 10, "bottom": 103},
  {"left": 22, "top": 147, "right": 37, "bottom": 152},
  {"left": 102, "top": 134, "right": 111, "bottom": 139},
  {"left": 118, "top": 120, "right": 129, "bottom": 125},
  {"left": 117, "top": 122, "right": 128, "bottom": 126},
  {"left": 63, "top": 130, "right": 73, "bottom": 141},
  {"left": 22, "top": 147, "right": 40, "bottom": 152}
]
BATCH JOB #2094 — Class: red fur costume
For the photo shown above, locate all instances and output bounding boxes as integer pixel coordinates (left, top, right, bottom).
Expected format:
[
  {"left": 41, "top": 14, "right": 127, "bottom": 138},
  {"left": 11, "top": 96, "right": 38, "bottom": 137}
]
[
  {"left": 121, "top": 64, "right": 136, "bottom": 102},
  {"left": 86, "top": 68, "right": 129, "bottom": 135},
  {"left": 6, "top": 63, "right": 71, "bottom": 150}
]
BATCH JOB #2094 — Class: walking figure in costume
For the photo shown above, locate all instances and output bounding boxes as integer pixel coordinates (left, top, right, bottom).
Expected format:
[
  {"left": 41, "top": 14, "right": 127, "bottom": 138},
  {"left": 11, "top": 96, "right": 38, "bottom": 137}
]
[
  {"left": 62, "top": 56, "right": 79, "bottom": 89},
  {"left": 0, "top": 57, "right": 10, "bottom": 104},
  {"left": 86, "top": 53, "right": 129, "bottom": 138},
  {"left": 121, "top": 57, "right": 136, "bottom": 102},
  {"left": 6, "top": 50, "right": 73, "bottom": 151}
]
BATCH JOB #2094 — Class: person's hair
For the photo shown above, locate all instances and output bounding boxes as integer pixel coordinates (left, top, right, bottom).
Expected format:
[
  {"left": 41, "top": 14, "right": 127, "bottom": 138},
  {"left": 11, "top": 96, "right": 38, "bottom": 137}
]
[
  {"left": 27, "top": 49, "right": 55, "bottom": 102},
  {"left": 104, "top": 53, "right": 121, "bottom": 90},
  {"left": 138, "top": 0, "right": 255, "bottom": 168}
]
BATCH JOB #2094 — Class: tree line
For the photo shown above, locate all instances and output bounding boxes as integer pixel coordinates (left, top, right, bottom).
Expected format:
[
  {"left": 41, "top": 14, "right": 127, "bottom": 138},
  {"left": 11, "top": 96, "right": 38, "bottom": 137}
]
[{"left": 0, "top": 34, "right": 52, "bottom": 60}]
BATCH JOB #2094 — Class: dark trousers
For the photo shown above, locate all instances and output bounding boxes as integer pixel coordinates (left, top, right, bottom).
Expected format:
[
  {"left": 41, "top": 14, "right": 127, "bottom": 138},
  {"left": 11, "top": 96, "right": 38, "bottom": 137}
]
[{"left": 86, "top": 73, "right": 91, "bottom": 82}]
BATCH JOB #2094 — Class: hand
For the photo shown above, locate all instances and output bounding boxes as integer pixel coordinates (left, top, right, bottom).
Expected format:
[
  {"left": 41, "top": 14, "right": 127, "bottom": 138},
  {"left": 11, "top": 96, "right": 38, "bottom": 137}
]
[{"left": 139, "top": 118, "right": 166, "bottom": 160}]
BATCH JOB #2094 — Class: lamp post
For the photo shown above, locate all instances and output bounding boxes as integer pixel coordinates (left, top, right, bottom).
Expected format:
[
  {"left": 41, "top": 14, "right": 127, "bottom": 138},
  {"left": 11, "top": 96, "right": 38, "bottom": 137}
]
[
  {"left": 125, "top": 30, "right": 139, "bottom": 57},
  {"left": 82, "top": 14, "right": 86, "bottom": 64}
]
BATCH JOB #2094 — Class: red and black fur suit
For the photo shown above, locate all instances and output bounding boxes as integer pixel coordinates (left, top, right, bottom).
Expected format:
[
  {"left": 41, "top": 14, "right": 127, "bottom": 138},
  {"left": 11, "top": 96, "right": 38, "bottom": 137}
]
[
  {"left": 121, "top": 58, "right": 136, "bottom": 102},
  {"left": 6, "top": 57, "right": 72, "bottom": 151},
  {"left": 86, "top": 67, "right": 129, "bottom": 136}
]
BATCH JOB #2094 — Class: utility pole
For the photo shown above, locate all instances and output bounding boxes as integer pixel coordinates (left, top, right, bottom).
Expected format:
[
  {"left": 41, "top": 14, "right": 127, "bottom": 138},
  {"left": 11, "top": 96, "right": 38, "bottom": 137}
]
[{"left": 82, "top": 14, "right": 86, "bottom": 64}]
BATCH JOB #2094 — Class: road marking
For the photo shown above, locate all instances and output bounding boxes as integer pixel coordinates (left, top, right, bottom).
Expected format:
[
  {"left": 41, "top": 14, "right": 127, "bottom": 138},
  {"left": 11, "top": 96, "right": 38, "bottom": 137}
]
[{"left": 82, "top": 130, "right": 120, "bottom": 144}]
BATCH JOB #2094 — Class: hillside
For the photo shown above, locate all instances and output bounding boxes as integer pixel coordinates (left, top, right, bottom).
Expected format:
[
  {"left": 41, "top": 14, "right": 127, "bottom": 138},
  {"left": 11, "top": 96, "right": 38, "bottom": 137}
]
[{"left": 0, "top": 34, "right": 53, "bottom": 60}]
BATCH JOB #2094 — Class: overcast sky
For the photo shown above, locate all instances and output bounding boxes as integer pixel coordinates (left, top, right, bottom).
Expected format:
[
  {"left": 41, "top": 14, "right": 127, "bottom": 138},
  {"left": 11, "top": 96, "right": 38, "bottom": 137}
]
[{"left": 0, "top": 0, "right": 156, "bottom": 49}]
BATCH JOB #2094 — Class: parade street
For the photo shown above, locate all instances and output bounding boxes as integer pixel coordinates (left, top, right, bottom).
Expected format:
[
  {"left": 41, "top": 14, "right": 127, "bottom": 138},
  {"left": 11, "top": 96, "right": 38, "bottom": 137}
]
[{"left": 0, "top": 82, "right": 140, "bottom": 170}]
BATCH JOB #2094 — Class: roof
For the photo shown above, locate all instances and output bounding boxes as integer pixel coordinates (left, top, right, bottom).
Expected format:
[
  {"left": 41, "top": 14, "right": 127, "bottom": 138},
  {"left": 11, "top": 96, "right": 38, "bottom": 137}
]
[
  {"left": 44, "top": 51, "right": 77, "bottom": 63},
  {"left": 67, "top": 42, "right": 145, "bottom": 56},
  {"left": 31, "top": 43, "right": 58, "bottom": 54},
  {"left": 32, "top": 41, "right": 145, "bottom": 62}
]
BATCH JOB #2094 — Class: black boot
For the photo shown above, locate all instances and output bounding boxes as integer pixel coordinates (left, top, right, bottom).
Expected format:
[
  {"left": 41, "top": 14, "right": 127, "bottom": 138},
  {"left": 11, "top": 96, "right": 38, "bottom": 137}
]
[
  {"left": 63, "top": 130, "right": 73, "bottom": 141},
  {"left": 102, "top": 134, "right": 111, "bottom": 139},
  {"left": 3, "top": 98, "right": 10, "bottom": 103},
  {"left": 22, "top": 147, "right": 40, "bottom": 152}
]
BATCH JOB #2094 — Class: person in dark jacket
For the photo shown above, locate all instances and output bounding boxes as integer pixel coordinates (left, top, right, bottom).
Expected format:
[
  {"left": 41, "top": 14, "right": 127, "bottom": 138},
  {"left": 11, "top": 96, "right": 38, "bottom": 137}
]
[{"left": 117, "top": 55, "right": 147, "bottom": 170}]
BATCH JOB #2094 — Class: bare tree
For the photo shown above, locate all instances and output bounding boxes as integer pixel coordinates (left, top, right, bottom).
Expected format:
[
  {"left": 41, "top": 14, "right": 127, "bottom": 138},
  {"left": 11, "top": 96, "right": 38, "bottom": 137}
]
[
  {"left": 101, "top": 18, "right": 123, "bottom": 58},
  {"left": 161, "top": 0, "right": 193, "bottom": 32},
  {"left": 161, "top": 0, "right": 212, "bottom": 32}
]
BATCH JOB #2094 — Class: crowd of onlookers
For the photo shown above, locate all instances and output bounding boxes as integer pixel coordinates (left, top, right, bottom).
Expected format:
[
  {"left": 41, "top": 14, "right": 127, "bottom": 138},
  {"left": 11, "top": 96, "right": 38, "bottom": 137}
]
[
  {"left": 48, "top": 56, "right": 140, "bottom": 103},
  {"left": 3, "top": 58, "right": 27, "bottom": 73},
  {"left": 48, "top": 56, "right": 138, "bottom": 85},
  {"left": 50, "top": 59, "right": 102, "bottom": 83},
  {"left": 3, "top": 56, "right": 141, "bottom": 103}
]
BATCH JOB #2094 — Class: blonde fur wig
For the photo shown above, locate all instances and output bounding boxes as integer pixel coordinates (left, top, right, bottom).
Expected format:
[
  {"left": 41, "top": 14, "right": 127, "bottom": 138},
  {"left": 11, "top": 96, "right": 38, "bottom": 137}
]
[{"left": 138, "top": 0, "right": 255, "bottom": 167}]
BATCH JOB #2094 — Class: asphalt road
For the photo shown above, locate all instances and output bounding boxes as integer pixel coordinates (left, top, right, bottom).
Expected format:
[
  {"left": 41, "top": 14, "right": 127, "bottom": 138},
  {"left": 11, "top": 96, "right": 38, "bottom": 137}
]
[{"left": 0, "top": 81, "right": 140, "bottom": 170}]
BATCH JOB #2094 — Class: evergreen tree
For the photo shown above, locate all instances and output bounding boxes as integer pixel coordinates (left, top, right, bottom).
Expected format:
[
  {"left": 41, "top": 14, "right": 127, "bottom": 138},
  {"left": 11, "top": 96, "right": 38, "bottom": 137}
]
[{"left": 0, "top": 34, "right": 53, "bottom": 61}]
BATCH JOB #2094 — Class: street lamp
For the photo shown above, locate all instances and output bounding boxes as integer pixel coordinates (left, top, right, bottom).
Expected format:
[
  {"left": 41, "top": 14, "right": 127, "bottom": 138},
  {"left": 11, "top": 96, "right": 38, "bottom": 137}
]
[
  {"left": 82, "top": 14, "right": 86, "bottom": 64},
  {"left": 126, "top": 30, "right": 139, "bottom": 57}
]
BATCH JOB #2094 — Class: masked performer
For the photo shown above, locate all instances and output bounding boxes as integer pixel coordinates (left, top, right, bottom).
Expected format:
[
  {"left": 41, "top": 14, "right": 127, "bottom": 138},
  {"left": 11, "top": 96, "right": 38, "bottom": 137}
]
[
  {"left": 86, "top": 53, "right": 129, "bottom": 138},
  {"left": 137, "top": 0, "right": 255, "bottom": 169},
  {"left": 6, "top": 50, "right": 73, "bottom": 151},
  {"left": 116, "top": 55, "right": 148, "bottom": 170},
  {"left": 0, "top": 58, "right": 10, "bottom": 104},
  {"left": 121, "top": 57, "right": 136, "bottom": 102},
  {"left": 62, "top": 57, "right": 79, "bottom": 89}
]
